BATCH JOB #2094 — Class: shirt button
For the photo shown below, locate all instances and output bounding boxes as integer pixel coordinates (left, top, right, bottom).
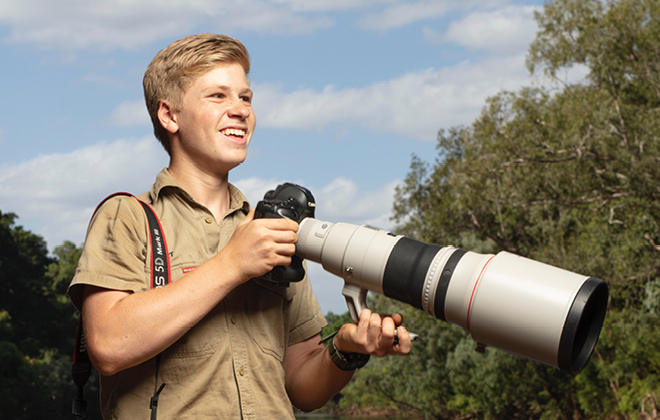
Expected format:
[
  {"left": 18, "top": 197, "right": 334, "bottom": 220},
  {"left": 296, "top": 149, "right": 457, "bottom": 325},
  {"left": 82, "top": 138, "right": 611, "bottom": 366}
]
[
  {"left": 231, "top": 316, "right": 237, "bottom": 325},
  {"left": 239, "top": 368, "right": 245, "bottom": 376},
  {"left": 204, "top": 216, "right": 213, "bottom": 224}
]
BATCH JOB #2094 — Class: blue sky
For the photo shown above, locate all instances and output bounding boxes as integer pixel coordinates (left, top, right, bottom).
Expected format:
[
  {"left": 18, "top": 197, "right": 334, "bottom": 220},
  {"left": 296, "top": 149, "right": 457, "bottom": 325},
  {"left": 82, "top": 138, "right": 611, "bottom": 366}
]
[{"left": 0, "top": 0, "right": 557, "bottom": 315}]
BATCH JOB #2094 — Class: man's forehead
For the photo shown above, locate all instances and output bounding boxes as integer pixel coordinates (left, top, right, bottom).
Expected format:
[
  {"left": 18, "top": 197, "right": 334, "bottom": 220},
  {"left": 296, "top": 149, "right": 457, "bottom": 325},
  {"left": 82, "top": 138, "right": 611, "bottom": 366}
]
[{"left": 194, "top": 63, "right": 251, "bottom": 89}]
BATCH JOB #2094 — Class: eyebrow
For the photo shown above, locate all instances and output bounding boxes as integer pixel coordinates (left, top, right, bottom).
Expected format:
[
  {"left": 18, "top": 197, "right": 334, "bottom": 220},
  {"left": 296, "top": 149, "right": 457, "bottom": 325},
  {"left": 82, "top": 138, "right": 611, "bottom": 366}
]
[{"left": 206, "top": 85, "right": 253, "bottom": 96}]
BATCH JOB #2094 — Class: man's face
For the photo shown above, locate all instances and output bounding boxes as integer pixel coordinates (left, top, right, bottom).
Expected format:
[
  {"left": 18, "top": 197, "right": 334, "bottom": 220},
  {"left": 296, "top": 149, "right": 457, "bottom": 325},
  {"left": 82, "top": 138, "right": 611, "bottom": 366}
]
[{"left": 170, "top": 62, "right": 256, "bottom": 175}]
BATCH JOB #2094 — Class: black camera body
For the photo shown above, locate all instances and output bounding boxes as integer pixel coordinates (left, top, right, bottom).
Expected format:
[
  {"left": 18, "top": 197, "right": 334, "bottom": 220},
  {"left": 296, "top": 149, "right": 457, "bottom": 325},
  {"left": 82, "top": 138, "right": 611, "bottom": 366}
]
[{"left": 254, "top": 183, "right": 316, "bottom": 284}]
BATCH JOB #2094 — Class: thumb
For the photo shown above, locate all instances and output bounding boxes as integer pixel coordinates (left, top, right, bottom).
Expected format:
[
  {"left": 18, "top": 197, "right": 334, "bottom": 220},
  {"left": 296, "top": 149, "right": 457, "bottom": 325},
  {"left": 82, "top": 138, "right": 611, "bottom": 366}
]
[{"left": 242, "top": 208, "right": 256, "bottom": 224}]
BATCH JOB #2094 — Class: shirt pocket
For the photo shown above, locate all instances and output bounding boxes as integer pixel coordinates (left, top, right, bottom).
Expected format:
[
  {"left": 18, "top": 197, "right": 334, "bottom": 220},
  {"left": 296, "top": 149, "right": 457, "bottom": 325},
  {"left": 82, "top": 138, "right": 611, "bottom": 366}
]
[
  {"left": 165, "top": 306, "right": 224, "bottom": 358},
  {"left": 246, "top": 280, "right": 296, "bottom": 362}
]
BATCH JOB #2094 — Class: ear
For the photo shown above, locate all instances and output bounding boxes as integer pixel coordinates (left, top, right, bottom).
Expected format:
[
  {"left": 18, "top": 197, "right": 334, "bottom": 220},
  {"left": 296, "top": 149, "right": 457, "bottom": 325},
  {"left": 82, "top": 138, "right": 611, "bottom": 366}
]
[{"left": 157, "top": 100, "right": 179, "bottom": 135}]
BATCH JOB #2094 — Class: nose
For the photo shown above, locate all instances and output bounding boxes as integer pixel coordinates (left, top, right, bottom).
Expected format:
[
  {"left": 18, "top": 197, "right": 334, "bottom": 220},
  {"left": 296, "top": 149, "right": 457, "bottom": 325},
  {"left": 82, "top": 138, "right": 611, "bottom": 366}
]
[{"left": 228, "top": 98, "right": 251, "bottom": 120}]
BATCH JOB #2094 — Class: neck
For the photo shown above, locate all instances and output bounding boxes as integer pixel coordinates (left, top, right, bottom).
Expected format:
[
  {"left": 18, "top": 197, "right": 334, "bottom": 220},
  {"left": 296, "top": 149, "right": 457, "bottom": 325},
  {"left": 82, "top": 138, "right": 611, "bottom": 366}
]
[{"left": 168, "top": 160, "right": 231, "bottom": 223}]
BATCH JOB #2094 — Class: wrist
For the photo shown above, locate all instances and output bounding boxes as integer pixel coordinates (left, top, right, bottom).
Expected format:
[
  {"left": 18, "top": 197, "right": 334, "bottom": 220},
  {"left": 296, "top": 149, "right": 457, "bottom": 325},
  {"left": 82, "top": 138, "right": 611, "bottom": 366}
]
[
  {"left": 212, "top": 249, "right": 251, "bottom": 285},
  {"left": 327, "top": 336, "right": 370, "bottom": 371}
]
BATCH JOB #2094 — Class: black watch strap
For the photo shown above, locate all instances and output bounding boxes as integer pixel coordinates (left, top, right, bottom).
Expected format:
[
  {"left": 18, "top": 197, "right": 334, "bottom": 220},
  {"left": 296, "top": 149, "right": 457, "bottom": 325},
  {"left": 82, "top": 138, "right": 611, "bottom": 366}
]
[{"left": 327, "top": 337, "right": 370, "bottom": 371}]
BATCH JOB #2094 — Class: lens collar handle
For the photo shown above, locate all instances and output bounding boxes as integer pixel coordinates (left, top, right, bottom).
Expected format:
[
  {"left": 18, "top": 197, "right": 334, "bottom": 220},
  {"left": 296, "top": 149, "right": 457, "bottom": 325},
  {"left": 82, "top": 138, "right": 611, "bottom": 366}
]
[{"left": 341, "top": 283, "right": 419, "bottom": 342}]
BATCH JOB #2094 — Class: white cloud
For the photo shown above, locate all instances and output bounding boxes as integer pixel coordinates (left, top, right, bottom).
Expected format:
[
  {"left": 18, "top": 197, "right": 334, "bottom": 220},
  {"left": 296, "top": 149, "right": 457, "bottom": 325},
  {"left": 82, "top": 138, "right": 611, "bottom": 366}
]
[
  {"left": 0, "top": 0, "right": 533, "bottom": 50},
  {"left": 107, "top": 100, "right": 151, "bottom": 127},
  {"left": 274, "top": 0, "right": 393, "bottom": 12},
  {"left": 358, "top": 0, "right": 452, "bottom": 30},
  {"left": 357, "top": 0, "right": 511, "bottom": 31},
  {"left": 423, "top": 5, "right": 540, "bottom": 55},
  {"left": 0, "top": 0, "right": 187, "bottom": 50},
  {"left": 0, "top": 0, "right": 333, "bottom": 50},
  {"left": 232, "top": 177, "right": 291, "bottom": 207},
  {"left": 0, "top": 136, "right": 399, "bottom": 248},
  {"left": 0, "top": 136, "right": 169, "bottom": 249},
  {"left": 312, "top": 177, "right": 399, "bottom": 229},
  {"left": 253, "top": 53, "right": 532, "bottom": 141}
]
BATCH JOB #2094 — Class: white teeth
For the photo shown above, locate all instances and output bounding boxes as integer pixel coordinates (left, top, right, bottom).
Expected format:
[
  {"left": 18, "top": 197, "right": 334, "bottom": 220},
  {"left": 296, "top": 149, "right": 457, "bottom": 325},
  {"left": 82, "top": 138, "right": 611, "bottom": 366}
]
[{"left": 221, "top": 128, "right": 246, "bottom": 137}]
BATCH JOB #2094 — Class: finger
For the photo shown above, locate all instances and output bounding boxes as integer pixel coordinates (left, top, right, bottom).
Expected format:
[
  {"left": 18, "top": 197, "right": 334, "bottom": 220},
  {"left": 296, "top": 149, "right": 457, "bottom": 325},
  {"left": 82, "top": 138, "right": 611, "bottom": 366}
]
[
  {"left": 367, "top": 312, "right": 382, "bottom": 338},
  {"left": 391, "top": 326, "right": 412, "bottom": 355},
  {"left": 367, "top": 312, "right": 385, "bottom": 354},
  {"left": 390, "top": 313, "right": 403, "bottom": 326},
  {"left": 378, "top": 316, "right": 397, "bottom": 349},
  {"left": 354, "top": 308, "right": 372, "bottom": 347},
  {"left": 357, "top": 308, "right": 372, "bottom": 330},
  {"left": 258, "top": 216, "right": 299, "bottom": 232},
  {"left": 274, "top": 243, "right": 297, "bottom": 258},
  {"left": 266, "top": 229, "right": 298, "bottom": 247}
]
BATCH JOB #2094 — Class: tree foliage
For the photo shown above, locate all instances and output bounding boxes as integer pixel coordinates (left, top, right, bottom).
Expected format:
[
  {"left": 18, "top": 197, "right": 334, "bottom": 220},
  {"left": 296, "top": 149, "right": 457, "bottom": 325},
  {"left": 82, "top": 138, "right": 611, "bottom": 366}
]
[
  {"left": 339, "top": 0, "right": 660, "bottom": 418},
  {"left": 0, "top": 211, "right": 92, "bottom": 419}
]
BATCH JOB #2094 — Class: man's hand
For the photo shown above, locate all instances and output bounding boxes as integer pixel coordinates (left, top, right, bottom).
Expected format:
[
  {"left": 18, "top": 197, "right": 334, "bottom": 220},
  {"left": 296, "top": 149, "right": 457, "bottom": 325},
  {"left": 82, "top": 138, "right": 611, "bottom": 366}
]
[
  {"left": 284, "top": 309, "right": 411, "bottom": 412},
  {"left": 334, "top": 309, "right": 412, "bottom": 357},
  {"left": 222, "top": 208, "right": 300, "bottom": 282}
]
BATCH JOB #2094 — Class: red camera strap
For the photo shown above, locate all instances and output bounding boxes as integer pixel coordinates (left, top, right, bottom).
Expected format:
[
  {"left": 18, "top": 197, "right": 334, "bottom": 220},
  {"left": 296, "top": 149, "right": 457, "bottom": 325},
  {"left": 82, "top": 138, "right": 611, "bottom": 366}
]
[{"left": 72, "top": 193, "right": 170, "bottom": 419}]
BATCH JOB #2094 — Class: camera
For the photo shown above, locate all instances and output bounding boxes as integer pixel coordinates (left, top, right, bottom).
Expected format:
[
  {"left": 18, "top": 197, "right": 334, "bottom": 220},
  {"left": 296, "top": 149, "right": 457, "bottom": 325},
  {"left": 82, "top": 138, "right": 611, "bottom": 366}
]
[
  {"left": 253, "top": 183, "right": 316, "bottom": 284},
  {"left": 256, "top": 183, "right": 608, "bottom": 373}
]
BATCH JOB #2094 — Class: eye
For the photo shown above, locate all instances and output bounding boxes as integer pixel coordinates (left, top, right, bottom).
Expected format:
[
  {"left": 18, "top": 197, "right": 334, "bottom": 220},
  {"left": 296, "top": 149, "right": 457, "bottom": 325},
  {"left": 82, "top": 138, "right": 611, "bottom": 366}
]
[
  {"left": 211, "top": 93, "right": 226, "bottom": 99},
  {"left": 240, "top": 94, "right": 252, "bottom": 104}
]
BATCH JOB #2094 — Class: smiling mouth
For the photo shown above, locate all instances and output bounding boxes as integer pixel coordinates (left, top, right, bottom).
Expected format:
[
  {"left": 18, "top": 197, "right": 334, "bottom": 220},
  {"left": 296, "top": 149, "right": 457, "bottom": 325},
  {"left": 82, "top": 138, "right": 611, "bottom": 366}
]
[{"left": 221, "top": 128, "right": 246, "bottom": 138}]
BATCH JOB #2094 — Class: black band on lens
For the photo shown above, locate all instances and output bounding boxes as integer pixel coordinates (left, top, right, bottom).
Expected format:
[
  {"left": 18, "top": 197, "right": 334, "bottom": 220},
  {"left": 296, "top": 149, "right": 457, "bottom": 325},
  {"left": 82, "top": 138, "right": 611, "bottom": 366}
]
[
  {"left": 382, "top": 237, "right": 443, "bottom": 310},
  {"left": 434, "top": 248, "right": 467, "bottom": 321},
  {"left": 557, "top": 277, "right": 609, "bottom": 374}
]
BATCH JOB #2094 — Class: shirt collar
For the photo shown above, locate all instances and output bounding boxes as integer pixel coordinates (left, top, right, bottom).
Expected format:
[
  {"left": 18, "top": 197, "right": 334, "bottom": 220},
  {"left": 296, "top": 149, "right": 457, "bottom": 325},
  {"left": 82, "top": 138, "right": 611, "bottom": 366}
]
[{"left": 150, "top": 168, "right": 250, "bottom": 215}]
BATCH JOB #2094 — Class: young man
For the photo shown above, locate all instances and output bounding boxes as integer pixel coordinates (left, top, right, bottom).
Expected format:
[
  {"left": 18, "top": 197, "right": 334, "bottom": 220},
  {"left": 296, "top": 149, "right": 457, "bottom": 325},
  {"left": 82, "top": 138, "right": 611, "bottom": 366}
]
[{"left": 68, "top": 33, "right": 411, "bottom": 419}]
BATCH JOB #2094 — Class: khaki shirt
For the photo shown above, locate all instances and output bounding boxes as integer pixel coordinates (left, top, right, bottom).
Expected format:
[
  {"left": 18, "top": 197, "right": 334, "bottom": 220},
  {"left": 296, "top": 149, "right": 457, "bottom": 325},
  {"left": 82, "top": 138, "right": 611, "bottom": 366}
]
[{"left": 69, "top": 168, "right": 327, "bottom": 419}]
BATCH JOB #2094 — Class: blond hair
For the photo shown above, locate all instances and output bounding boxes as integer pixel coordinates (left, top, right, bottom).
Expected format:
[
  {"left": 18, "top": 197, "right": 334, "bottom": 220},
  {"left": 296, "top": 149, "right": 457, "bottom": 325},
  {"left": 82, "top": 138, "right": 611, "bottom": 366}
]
[{"left": 143, "top": 34, "right": 251, "bottom": 154}]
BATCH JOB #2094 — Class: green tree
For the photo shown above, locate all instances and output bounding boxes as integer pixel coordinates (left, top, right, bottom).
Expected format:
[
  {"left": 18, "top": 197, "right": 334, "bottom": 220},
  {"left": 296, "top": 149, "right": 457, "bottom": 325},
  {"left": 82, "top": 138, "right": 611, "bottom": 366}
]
[
  {"left": 0, "top": 211, "right": 55, "bottom": 357},
  {"left": 0, "top": 211, "right": 93, "bottom": 419},
  {"left": 46, "top": 240, "right": 84, "bottom": 354},
  {"left": 342, "top": 0, "right": 660, "bottom": 418}
]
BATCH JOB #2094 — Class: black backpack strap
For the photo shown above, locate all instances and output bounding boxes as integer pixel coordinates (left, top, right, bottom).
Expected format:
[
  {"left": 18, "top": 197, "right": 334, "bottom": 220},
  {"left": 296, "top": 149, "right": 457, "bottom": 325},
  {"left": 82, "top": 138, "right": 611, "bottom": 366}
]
[
  {"left": 72, "top": 319, "right": 91, "bottom": 418},
  {"left": 72, "top": 193, "right": 170, "bottom": 419}
]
